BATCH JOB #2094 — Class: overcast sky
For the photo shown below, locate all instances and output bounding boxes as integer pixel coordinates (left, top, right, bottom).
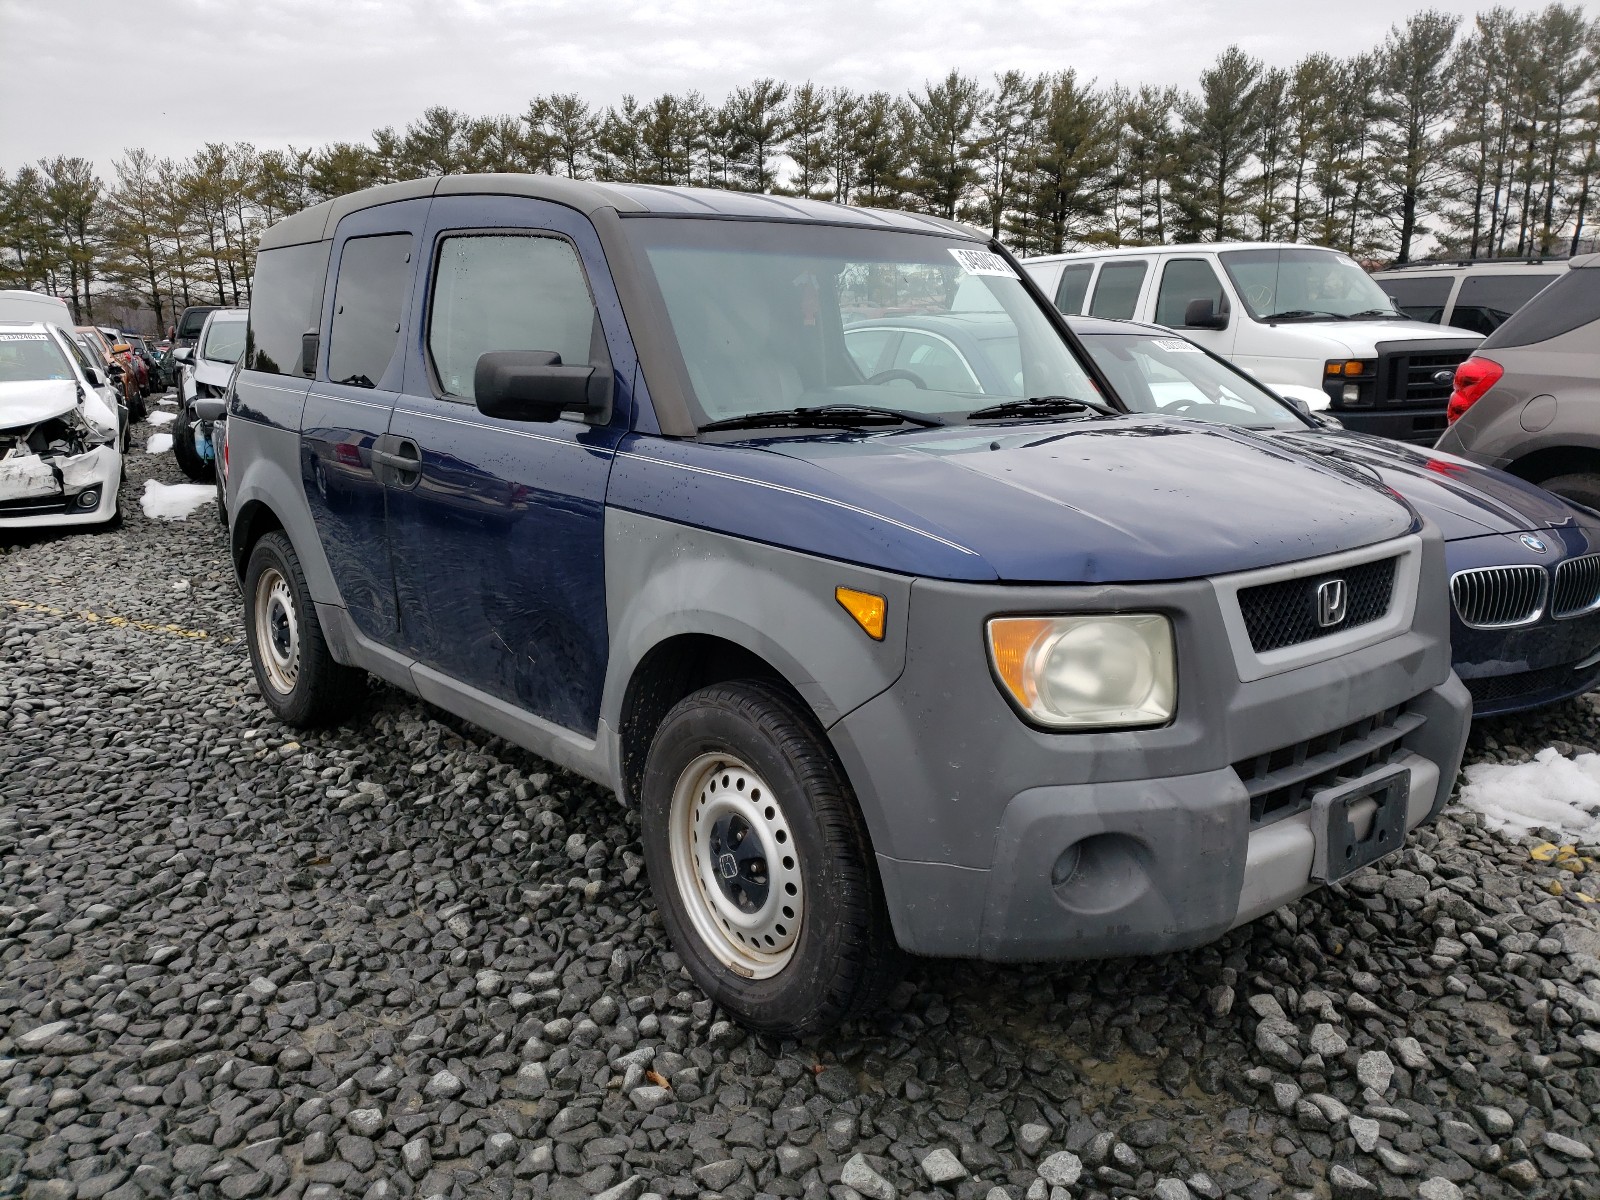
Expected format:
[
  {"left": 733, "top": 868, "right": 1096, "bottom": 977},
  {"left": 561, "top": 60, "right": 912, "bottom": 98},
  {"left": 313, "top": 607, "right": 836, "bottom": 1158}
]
[{"left": 0, "top": 0, "right": 1557, "bottom": 175}]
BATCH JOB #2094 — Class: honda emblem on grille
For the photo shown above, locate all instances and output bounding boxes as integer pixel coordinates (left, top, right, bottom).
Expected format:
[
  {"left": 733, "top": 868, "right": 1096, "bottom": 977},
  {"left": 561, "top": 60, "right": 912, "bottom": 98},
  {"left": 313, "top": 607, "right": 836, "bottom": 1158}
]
[{"left": 1316, "top": 578, "right": 1348, "bottom": 628}]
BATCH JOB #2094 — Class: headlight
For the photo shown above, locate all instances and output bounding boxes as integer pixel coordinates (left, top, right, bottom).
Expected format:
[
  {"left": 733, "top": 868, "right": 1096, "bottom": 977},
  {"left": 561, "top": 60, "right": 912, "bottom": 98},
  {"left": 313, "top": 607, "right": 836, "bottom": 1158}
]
[{"left": 987, "top": 614, "right": 1176, "bottom": 729}]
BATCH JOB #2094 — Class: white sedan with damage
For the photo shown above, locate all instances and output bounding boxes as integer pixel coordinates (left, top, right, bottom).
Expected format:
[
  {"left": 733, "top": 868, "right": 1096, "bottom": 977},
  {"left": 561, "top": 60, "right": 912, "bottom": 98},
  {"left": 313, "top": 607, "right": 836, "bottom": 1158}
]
[{"left": 0, "top": 322, "right": 124, "bottom": 528}]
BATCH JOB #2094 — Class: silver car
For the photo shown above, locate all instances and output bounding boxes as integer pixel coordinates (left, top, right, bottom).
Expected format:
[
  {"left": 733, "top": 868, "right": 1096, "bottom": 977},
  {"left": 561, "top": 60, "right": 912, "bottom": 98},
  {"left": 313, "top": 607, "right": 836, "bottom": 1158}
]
[{"left": 1436, "top": 253, "right": 1600, "bottom": 510}]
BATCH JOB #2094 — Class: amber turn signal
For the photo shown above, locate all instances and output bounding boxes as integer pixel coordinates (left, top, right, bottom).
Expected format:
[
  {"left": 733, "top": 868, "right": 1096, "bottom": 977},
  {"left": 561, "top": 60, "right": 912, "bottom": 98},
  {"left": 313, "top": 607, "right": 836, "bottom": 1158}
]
[{"left": 835, "top": 587, "right": 886, "bottom": 641}]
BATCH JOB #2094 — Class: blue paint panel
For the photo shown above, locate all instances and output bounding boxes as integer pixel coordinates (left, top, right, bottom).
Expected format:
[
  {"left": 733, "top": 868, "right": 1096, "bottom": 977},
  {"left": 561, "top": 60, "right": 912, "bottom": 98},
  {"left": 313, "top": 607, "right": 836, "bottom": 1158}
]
[
  {"left": 299, "top": 199, "right": 432, "bottom": 643},
  {"left": 386, "top": 194, "right": 629, "bottom": 735}
]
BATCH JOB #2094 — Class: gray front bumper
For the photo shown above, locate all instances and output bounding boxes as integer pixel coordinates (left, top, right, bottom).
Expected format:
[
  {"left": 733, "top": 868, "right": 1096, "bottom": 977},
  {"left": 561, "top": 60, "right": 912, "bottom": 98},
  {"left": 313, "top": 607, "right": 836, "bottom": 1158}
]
[{"left": 827, "top": 534, "right": 1471, "bottom": 961}]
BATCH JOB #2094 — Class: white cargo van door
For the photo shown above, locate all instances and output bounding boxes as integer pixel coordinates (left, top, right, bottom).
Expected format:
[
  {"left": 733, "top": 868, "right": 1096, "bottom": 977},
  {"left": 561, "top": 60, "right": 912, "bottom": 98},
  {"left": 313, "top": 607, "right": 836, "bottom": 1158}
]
[{"left": 1148, "top": 257, "right": 1237, "bottom": 358}]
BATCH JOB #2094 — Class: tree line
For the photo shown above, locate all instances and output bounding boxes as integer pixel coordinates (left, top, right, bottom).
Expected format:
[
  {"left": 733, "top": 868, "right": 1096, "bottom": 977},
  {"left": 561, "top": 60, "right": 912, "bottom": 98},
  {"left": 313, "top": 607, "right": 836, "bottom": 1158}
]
[{"left": 2, "top": 4, "right": 1595, "bottom": 334}]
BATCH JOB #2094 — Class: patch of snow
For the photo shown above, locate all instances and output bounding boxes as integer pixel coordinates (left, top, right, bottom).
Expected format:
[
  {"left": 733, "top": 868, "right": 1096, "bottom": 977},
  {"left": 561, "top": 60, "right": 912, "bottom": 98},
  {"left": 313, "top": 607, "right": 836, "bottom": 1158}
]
[
  {"left": 147, "top": 432, "right": 173, "bottom": 453},
  {"left": 147, "top": 410, "right": 175, "bottom": 426},
  {"left": 140, "top": 479, "right": 213, "bottom": 521},
  {"left": 1459, "top": 747, "right": 1600, "bottom": 842}
]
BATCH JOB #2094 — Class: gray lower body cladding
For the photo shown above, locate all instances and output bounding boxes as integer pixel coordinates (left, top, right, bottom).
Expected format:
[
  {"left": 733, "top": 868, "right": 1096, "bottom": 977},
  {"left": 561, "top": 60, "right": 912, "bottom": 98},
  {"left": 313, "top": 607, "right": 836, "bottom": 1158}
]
[{"left": 828, "top": 538, "right": 1470, "bottom": 961}]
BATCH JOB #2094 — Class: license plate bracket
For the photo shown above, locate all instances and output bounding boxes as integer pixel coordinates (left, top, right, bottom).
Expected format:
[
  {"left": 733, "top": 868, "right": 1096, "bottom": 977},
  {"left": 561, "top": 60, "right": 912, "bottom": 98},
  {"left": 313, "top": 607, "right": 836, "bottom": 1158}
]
[{"left": 1311, "top": 768, "right": 1409, "bottom": 883}]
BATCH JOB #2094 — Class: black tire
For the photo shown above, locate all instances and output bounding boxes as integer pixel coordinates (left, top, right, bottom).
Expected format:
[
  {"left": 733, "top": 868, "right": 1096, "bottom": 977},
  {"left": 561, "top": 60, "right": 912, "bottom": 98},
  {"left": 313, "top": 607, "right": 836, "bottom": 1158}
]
[
  {"left": 639, "top": 680, "right": 900, "bottom": 1036},
  {"left": 1539, "top": 473, "right": 1600, "bottom": 515},
  {"left": 242, "top": 531, "right": 364, "bottom": 727},
  {"left": 173, "top": 405, "right": 214, "bottom": 481}
]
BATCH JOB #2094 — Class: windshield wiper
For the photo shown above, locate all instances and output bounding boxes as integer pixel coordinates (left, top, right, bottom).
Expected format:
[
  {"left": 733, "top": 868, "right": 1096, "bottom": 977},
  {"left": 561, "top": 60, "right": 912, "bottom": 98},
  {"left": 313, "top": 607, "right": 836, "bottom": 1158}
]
[
  {"left": 1345, "top": 308, "right": 1406, "bottom": 319},
  {"left": 698, "top": 403, "right": 948, "bottom": 433},
  {"left": 967, "top": 395, "right": 1117, "bottom": 421},
  {"left": 1260, "top": 309, "right": 1346, "bottom": 321}
]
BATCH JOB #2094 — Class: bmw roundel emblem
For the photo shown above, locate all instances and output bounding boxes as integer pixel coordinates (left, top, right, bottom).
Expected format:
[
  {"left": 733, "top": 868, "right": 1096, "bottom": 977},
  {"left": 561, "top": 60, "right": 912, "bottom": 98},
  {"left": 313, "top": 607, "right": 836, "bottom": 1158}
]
[{"left": 1521, "top": 534, "right": 1548, "bottom": 553}]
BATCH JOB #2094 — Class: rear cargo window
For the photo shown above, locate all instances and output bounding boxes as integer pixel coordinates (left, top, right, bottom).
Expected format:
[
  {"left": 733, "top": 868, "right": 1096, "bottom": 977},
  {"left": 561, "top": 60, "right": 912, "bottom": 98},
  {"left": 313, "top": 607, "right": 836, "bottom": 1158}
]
[
  {"left": 1376, "top": 275, "right": 1452, "bottom": 324},
  {"left": 327, "top": 233, "right": 413, "bottom": 389},
  {"left": 1449, "top": 273, "right": 1560, "bottom": 336},
  {"left": 1483, "top": 269, "right": 1600, "bottom": 349},
  {"left": 1054, "top": 264, "right": 1093, "bottom": 315},
  {"left": 246, "top": 242, "right": 330, "bottom": 377},
  {"left": 1087, "top": 261, "right": 1147, "bottom": 320}
]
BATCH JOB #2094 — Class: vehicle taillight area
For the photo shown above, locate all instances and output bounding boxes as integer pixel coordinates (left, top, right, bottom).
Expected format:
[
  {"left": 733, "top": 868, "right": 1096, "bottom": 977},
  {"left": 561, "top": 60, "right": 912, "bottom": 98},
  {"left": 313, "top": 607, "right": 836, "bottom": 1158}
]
[{"left": 1447, "top": 356, "right": 1504, "bottom": 424}]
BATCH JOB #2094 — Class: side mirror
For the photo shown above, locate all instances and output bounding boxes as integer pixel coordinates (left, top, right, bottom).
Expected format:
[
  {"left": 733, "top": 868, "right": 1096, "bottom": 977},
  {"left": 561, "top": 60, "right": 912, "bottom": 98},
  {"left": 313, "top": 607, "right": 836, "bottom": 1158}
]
[
  {"left": 84, "top": 366, "right": 104, "bottom": 387},
  {"left": 1183, "top": 298, "right": 1230, "bottom": 331},
  {"left": 1284, "top": 396, "right": 1313, "bottom": 418},
  {"left": 474, "top": 351, "right": 612, "bottom": 423},
  {"left": 193, "top": 397, "right": 227, "bottom": 422},
  {"left": 300, "top": 331, "right": 319, "bottom": 378},
  {"left": 172, "top": 346, "right": 193, "bottom": 364}
]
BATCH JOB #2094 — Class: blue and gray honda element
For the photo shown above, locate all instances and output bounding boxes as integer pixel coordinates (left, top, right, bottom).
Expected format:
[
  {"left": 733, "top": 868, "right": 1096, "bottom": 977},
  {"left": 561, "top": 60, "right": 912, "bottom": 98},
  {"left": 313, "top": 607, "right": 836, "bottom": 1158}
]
[{"left": 224, "top": 176, "right": 1472, "bottom": 1034}]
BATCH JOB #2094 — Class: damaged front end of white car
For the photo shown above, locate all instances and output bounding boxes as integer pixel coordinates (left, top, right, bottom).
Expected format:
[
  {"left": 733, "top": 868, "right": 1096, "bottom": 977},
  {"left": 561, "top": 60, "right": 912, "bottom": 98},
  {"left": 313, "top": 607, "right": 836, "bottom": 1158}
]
[{"left": 0, "top": 379, "right": 123, "bottom": 528}]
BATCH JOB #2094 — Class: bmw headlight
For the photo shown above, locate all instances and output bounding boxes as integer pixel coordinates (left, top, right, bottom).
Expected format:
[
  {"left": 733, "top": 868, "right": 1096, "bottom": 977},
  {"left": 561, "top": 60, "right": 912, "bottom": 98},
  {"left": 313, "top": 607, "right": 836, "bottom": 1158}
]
[{"left": 987, "top": 614, "right": 1176, "bottom": 729}]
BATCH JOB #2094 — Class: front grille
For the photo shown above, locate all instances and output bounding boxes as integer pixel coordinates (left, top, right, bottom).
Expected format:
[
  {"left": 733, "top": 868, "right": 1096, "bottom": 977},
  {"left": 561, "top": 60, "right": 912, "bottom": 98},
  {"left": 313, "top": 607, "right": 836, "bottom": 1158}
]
[
  {"left": 1465, "top": 662, "right": 1600, "bottom": 706},
  {"left": 1382, "top": 348, "right": 1473, "bottom": 405},
  {"left": 1238, "top": 557, "right": 1396, "bottom": 653},
  {"left": 1450, "top": 565, "right": 1546, "bottom": 628},
  {"left": 0, "top": 494, "right": 69, "bottom": 517},
  {"left": 1233, "top": 703, "right": 1423, "bottom": 824},
  {"left": 1553, "top": 554, "right": 1600, "bottom": 619}
]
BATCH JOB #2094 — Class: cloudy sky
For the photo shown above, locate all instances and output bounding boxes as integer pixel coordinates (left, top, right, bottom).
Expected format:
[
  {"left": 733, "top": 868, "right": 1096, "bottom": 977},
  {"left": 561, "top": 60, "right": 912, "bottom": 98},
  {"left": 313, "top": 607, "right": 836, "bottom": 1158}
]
[{"left": 0, "top": 0, "right": 1554, "bottom": 173}]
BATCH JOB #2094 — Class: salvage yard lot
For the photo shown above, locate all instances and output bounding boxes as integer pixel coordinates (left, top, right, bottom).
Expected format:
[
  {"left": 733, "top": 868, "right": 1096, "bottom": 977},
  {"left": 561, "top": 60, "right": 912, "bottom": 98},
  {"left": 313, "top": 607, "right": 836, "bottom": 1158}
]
[{"left": 2, "top": 423, "right": 1599, "bottom": 1200}]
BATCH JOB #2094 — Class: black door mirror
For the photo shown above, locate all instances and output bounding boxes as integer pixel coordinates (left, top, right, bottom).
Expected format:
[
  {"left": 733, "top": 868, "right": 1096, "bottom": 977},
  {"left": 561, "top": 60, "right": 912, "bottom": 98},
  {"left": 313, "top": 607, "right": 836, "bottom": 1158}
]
[
  {"left": 83, "top": 366, "right": 104, "bottom": 387},
  {"left": 1184, "top": 298, "right": 1229, "bottom": 330},
  {"left": 300, "top": 332, "right": 319, "bottom": 378},
  {"left": 474, "top": 351, "right": 612, "bottom": 423}
]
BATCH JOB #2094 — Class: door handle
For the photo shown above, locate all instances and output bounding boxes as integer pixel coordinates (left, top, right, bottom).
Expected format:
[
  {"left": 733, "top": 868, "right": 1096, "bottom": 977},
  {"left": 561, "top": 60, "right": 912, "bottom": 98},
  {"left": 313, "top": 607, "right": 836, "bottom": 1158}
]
[{"left": 371, "top": 449, "right": 419, "bottom": 471}]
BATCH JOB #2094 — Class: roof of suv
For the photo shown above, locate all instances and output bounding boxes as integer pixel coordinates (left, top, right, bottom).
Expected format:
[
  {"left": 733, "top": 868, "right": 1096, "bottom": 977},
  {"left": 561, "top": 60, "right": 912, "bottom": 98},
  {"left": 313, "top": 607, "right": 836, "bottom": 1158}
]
[
  {"left": 259, "top": 174, "right": 980, "bottom": 251},
  {"left": 1023, "top": 242, "right": 1338, "bottom": 264}
]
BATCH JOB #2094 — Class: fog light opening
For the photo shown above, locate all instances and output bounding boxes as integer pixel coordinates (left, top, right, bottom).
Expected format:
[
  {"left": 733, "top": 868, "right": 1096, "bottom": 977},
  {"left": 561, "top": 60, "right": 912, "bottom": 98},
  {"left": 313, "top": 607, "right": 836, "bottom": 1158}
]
[
  {"left": 76, "top": 489, "right": 100, "bottom": 510},
  {"left": 1050, "top": 844, "right": 1082, "bottom": 888}
]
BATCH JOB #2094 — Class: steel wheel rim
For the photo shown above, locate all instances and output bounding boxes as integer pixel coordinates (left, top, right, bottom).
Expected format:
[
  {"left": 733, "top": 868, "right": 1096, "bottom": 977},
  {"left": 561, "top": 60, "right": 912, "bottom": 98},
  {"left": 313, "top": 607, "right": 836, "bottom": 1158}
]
[
  {"left": 253, "top": 566, "right": 300, "bottom": 695},
  {"left": 668, "top": 752, "right": 804, "bottom": 979}
]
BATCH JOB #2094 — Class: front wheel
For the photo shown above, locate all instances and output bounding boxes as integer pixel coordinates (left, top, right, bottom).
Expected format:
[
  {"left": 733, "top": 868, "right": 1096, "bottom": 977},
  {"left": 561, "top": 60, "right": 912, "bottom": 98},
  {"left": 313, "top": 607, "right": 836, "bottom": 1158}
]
[
  {"left": 243, "top": 532, "right": 364, "bottom": 726},
  {"left": 639, "top": 681, "right": 900, "bottom": 1036},
  {"left": 173, "top": 406, "right": 214, "bottom": 481}
]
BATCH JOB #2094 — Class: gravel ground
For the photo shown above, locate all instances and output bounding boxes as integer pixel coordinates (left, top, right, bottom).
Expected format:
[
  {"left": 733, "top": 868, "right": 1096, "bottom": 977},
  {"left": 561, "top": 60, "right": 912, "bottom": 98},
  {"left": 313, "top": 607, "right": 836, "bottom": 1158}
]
[{"left": 2, "top": 405, "right": 1599, "bottom": 1200}]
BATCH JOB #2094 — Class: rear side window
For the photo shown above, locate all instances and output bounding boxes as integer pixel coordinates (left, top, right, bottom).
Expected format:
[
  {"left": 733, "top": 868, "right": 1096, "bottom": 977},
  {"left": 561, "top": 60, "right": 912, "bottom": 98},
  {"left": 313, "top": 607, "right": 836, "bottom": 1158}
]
[
  {"left": 427, "top": 233, "right": 602, "bottom": 401},
  {"left": 178, "top": 310, "right": 210, "bottom": 338},
  {"left": 1376, "top": 275, "right": 1452, "bottom": 324},
  {"left": 1484, "top": 269, "right": 1600, "bottom": 349},
  {"left": 246, "top": 242, "right": 330, "bottom": 376},
  {"left": 1449, "top": 273, "right": 1560, "bottom": 336},
  {"left": 1054, "top": 264, "right": 1093, "bottom": 315},
  {"left": 1154, "top": 258, "right": 1228, "bottom": 327},
  {"left": 327, "top": 234, "right": 413, "bottom": 388},
  {"left": 1088, "top": 261, "right": 1148, "bottom": 320}
]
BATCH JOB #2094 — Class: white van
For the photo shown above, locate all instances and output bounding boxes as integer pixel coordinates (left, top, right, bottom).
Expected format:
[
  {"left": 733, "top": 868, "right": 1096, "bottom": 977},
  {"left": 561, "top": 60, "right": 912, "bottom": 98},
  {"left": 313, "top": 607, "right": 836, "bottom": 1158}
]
[
  {"left": 1023, "top": 243, "right": 1482, "bottom": 444},
  {"left": 0, "top": 290, "right": 75, "bottom": 330}
]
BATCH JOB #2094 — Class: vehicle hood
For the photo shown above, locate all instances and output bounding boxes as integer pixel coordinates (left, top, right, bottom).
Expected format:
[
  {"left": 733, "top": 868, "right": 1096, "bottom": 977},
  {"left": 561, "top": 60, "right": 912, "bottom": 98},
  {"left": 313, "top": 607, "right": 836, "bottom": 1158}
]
[
  {"left": 0, "top": 378, "right": 80, "bottom": 428},
  {"left": 755, "top": 416, "right": 1417, "bottom": 583},
  {"left": 194, "top": 357, "right": 236, "bottom": 386},
  {"left": 1273, "top": 429, "right": 1582, "bottom": 540},
  {"left": 1291, "top": 317, "right": 1482, "bottom": 356}
]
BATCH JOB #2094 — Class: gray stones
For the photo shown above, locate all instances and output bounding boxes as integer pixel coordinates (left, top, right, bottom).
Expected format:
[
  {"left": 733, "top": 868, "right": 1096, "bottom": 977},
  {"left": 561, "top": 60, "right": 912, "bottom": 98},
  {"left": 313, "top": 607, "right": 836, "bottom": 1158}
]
[
  {"left": 920, "top": 1147, "right": 967, "bottom": 1184},
  {"left": 1017, "top": 1122, "right": 1051, "bottom": 1156},
  {"left": 401, "top": 1137, "right": 431, "bottom": 1180},
  {"left": 1328, "top": 1164, "right": 1379, "bottom": 1200},
  {"left": 485, "top": 1131, "right": 517, "bottom": 1166},
  {"left": 13, "top": 1021, "right": 89, "bottom": 1055},
  {"left": 1153, "top": 1180, "right": 1193, "bottom": 1200},
  {"left": 629, "top": 1084, "right": 670, "bottom": 1112},
  {"left": 345, "top": 1107, "right": 385, "bottom": 1137},
  {"left": 1308, "top": 1022, "right": 1347, "bottom": 1058},
  {"left": 693, "top": 1159, "right": 745, "bottom": 1192},
  {"left": 1474, "top": 1104, "right": 1515, "bottom": 1136},
  {"left": 842, "top": 1154, "right": 897, "bottom": 1200},
  {"left": 423, "top": 1068, "right": 462, "bottom": 1098},
  {"left": 1348, "top": 1114, "right": 1380, "bottom": 1152},
  {"left": 1037, "top": 1151, "right": 1083, "bottom": 1188},
  {"left": 241, "top": 976, "right": 277, "bottom": 1003},
  {"left": 1392, "top": 1036, "right": 1429, "bottom": 1070},
  {"left": 1355, "top": 1050, "right": 1393, "bottom": 1094},
  {"left": 1540, "top": 1130, "right": 1595, "bottom": 1160},
  {"left": 1416, "top": 1180, "right": 1464, "bottom": 1200}
]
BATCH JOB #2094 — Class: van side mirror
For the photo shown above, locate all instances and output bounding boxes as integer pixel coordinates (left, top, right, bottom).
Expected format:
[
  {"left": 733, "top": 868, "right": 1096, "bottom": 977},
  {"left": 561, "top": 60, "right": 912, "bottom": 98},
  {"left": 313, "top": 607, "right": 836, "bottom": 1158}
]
[
  {"left": 300, "top": 332, "right": 319, "bottom": 377},
  {"left": 1184, "top": 298, "right": 1230, "bottom": 330},
  {"left": 83, "top": 366, "right": 104, "bottom": 387},
  {"left": 171, "top": 346, "right": 193, "bottom": 364},
  {"left": 473, "top": 351, "right": 612, "bottom": 423}
]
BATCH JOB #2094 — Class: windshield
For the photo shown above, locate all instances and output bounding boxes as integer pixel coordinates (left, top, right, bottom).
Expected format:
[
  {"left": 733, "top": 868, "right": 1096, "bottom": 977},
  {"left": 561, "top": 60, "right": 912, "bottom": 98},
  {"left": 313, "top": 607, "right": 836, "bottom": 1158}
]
[
  {"left": 1078, "top": 330, "right": 1304, "bottom": 431},
  {"left": 178, "top": 309, "right": 211, "bottom": 337},
  {"left": 1219, "top": 247, "right": 1399, "bottom": 321},
  {"left": 201, "top": 317, "right": 246, "bottom": 363},
  {"left": 629, "top": 219, "right": 1097, "bottom": 427},
  {"left": 0, "top": 331, "right": 74, "bottom": 382}
]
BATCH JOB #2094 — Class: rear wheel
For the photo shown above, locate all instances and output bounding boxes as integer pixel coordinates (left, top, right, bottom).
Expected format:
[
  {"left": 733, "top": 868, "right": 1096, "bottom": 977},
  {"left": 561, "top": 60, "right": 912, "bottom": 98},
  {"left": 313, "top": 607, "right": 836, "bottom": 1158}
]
[
  {"left": 1538, "top": 472, "right": 1600, "bottom": 514},
  {"left": 243, "top": 532, "right": 363, "bottom": 726},
  {"left": 639, "top": 680, "right": 900, "bottom": 1036}
]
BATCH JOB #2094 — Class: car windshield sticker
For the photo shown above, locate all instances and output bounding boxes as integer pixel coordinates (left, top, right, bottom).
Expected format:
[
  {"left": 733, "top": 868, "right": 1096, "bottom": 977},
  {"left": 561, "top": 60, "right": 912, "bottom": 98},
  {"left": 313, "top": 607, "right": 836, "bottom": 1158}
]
[
  {"left": 0, "top": 333, "right": 51, "bottom": 341},
  {"left": 1154, "top": 337, "right": 1201, "bottom": 353},
  {"left": 949, "top": 248, "right": 1019, "bottom": 279}
]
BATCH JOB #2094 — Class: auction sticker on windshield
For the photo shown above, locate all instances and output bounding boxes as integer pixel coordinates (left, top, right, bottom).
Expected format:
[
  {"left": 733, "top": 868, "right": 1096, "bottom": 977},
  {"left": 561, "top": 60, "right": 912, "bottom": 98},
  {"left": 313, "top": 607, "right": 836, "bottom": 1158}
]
[
  {"left": 1154, "top": 338, "right": 1201, "bottom": 353},
  {"left": 949, "top": 248, "right": 1018, "bottom": 279},
  {"left": 0, "top": 333, "right": 51, "bottom": 341}
]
